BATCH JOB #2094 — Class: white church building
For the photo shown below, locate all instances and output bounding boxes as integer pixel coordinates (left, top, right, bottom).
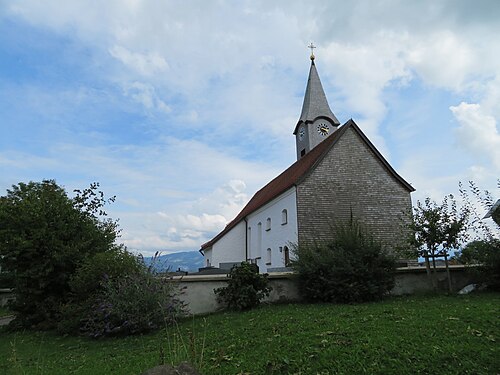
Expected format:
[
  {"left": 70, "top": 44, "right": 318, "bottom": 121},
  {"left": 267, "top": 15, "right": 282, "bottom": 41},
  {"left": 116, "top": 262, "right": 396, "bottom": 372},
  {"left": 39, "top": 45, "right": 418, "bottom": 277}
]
[{"left": 199, "top": 51, "right": 415, "bottom": 273}]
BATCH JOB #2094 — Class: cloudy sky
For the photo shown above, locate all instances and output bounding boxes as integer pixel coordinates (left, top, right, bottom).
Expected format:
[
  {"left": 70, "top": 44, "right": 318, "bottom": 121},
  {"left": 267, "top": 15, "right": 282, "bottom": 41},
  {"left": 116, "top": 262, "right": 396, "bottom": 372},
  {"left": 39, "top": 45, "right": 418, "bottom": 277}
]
[{"left": 1, "top": 0, "right": 499, "bottom": 256}]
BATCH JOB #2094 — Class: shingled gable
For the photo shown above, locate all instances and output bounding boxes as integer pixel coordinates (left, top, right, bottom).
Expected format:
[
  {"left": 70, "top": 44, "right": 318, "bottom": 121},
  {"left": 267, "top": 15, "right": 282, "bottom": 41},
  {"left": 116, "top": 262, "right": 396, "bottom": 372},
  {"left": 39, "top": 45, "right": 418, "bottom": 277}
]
[{"left": 200, "top": 119, "right": 414, "bottom": 251}]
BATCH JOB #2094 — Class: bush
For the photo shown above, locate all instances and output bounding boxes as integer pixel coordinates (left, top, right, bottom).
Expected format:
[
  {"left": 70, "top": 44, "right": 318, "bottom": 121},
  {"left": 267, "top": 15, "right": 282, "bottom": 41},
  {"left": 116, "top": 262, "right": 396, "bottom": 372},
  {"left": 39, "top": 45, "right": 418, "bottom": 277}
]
[
  {"left": 57, "top": 249, "right": 146, "bottom": 334},
  {"left": 215, "top": 262, "right": 271, "bottom": 310},
  {"left": 455, "top": 239, "right": 500, "bottom": 291},
  {"left": 79, "top": 271, "right": 186, "bottom": 338},
  {"left": 57, "top": 250, "right": 186, "bottom": 337},
  {"left": 292, "top": 221, "right": 396, "bottom": 303},
  {"left": 0, "top": 271, "right": 15, "bottom": 289},
  {"left": 69, "top": 249, "right": 144, "bottom": 302}
]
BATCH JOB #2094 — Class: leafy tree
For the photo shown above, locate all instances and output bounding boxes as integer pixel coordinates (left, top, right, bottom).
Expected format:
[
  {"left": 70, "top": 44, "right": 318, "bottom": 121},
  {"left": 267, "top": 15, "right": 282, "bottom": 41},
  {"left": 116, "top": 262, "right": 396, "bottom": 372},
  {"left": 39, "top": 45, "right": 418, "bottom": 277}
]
[
  {"left": 408, "top": 195, "right": 469, "bottom": 290},
  {"left": 215, "top": 262, "right": 271, "bottom": 310},
  {"left": 459, "top": 180, "right": 500, "bottom": 238},
  {"left": 292, "top": 220, "right": 396, "bottom": 303},
  {"left": 454, "top": 181, "right": 499, "bottom": 290},
  {"left": 0, "top": 180, "right": 121, "bottom": 329}
]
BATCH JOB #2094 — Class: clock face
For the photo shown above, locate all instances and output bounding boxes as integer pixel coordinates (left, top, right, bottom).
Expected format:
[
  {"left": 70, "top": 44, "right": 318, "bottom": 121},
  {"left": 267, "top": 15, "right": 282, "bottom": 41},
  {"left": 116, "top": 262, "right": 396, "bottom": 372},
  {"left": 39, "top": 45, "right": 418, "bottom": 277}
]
[
  {"left": 317, "top": 123, "right": 330, "bottom": 136},
  {"left": 299, "top": 127, "right": 305, "bottom": 141}
]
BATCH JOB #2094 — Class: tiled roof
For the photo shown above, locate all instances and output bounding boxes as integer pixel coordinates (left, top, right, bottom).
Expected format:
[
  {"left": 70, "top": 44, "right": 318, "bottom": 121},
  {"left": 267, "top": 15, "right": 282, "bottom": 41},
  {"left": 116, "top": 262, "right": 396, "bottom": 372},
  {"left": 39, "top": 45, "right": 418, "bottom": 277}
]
[{"left": 201, "top": 119, "right": 414, "bottom": 251}]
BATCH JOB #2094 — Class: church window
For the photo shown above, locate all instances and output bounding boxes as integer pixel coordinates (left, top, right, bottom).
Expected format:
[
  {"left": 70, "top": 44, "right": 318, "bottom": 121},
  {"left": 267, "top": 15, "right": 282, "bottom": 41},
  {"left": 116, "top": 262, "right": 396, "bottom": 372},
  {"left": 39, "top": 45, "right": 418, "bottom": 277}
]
[
  {"left": 284, "top": 246, "right": 290, "bottom": 267},
  {"left": 248, "top": 227, "right": 251, "bottom": 254},
  {"left": 266, "top": 248, "right": 272, "bottom": 265},
  {"left": 266, "top": 218, "right": 271, "bottom": 231},
  {"left": 257, "top": 223, "right": 262, "bottom": 254},
  {"left": 281, "top": 209, "right": 288, "bottom": 225}
]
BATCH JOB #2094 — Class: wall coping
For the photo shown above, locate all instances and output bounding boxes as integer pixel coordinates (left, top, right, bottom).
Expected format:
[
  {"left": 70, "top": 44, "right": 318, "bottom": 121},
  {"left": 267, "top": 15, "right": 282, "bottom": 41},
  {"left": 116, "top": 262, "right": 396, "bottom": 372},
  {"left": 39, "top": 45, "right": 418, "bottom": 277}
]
[
  {"left": 168, "top": 266, "right": 469, "bottom": 282},
  {"left": 394, "top": 265, "right": 468, "bottom": 273}
]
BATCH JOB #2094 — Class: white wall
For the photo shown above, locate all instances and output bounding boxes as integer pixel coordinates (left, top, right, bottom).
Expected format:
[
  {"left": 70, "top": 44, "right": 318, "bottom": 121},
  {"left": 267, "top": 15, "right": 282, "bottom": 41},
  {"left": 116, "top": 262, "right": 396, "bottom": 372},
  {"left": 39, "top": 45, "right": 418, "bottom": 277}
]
[
  {"left": 206, "top": 220, "right": 246, "bottom": 268},
  {"left": 203, "top": 248, "right": 212, "bottom": 268},
  {"left": 246, "top": 188, "right": 298, "bottom": 272}
]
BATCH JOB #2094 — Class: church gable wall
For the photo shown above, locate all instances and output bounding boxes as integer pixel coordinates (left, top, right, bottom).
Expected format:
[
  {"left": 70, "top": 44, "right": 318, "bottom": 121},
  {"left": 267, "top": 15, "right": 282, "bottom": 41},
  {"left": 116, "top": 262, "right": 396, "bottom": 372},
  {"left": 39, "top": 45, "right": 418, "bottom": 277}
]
[
  {"left": 296, "top": 126, "right": 412, "bottom": 251},
  {"left": 210, "top": 220, "right": 246, "bottom": 268}
]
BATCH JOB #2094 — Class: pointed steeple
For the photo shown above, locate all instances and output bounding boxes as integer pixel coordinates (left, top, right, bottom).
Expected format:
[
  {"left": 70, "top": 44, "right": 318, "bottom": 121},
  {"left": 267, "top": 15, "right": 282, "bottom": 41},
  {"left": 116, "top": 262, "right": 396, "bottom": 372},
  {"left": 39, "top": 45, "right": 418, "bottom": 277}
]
[
  {"left": 294, "top": 48, "right": 341, "bottom": 160},
  {"left": 297, "top": 59, "right": 339, "bottom": 127}
]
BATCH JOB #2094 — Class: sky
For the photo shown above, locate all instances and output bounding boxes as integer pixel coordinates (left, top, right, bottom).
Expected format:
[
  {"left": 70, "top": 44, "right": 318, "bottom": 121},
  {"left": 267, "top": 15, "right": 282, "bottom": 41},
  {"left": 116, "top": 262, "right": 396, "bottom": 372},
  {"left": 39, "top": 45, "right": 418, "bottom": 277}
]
[{"left": 1, "top": 0, "right": 499, "bottom": 256}]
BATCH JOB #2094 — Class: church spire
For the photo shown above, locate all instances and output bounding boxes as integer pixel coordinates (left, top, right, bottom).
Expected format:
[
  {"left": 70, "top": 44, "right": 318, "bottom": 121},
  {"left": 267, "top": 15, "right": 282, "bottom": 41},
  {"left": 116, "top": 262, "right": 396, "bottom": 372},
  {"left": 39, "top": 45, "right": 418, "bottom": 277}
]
[
  {"left": 297, "top": 54, "right": 339, "bottom": 126},
  {"left": 294, "top": 45, "right": 340, "bottom": 160}
]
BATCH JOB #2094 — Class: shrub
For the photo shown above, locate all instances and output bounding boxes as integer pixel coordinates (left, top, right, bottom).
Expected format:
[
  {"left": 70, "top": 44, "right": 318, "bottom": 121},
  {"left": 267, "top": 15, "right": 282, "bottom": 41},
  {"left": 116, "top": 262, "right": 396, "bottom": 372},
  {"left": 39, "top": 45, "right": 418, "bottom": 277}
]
[
  {"left": 57, "top": 250, "right": 186, "bottom": 337},
  {"left": 79, "top": 271, "right": 186, "bottom": 338},
  {"left": 69, "top": 249, "right": 144, "bottom": 302},
  {"left": 57, "top": 249, "right": 145, "bottom": 334},
  {"left": 215, "top": 262, "right": 271, "bottom": 310},
  {"left": 0, "top": 270, "right": 15, "bottom": 289},
  {"left": 292, "top": 221, "right": 396, "bottom": 303},
  {"left": 455, "top": 239, "right": 500, "bottom": 291}
]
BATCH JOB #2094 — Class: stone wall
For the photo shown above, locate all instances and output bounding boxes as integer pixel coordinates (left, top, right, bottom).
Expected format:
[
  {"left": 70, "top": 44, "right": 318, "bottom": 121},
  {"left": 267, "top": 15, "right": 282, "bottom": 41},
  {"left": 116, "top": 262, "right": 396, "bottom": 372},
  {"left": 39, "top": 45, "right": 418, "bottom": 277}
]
[
  {"left": 296, "top": 126, "right": 413, "bottom": 251},
  {"left": 0, "top": 288, "right": 14, "bottom": 307},
  {"left": 174, "top": 266, "right": 475, "bottom": 315}
]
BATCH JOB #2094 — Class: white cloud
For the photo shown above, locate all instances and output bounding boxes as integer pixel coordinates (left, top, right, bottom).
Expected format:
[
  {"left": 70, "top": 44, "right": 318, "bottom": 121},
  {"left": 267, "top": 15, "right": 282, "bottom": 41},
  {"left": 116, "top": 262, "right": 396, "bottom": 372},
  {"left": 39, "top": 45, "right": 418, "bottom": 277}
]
[
  {"left": 124, "top": 81, "right": 171, "bottom": 113},
  {"left": 109, "top": 45, "right": 169, "bottom": 76},
  {"left": 451, "top": 102, "right": 500, "bottom": 169},
  {"left": 407, "top": 31, "right": 475, "bottom": 91},
  {"left": 118, "top": 180, "right": 252, "bottom": 254}
]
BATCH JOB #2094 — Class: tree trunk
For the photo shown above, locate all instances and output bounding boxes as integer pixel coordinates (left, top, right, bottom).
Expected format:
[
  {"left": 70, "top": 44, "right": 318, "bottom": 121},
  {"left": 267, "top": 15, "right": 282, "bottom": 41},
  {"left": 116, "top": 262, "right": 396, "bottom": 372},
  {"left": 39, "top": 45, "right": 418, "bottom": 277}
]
[
  {"left": 424, "top": 252, "right": 435, "bottom": 290},
  {"left": 444, "top": 252, "right": 452, "bottom": 293}
]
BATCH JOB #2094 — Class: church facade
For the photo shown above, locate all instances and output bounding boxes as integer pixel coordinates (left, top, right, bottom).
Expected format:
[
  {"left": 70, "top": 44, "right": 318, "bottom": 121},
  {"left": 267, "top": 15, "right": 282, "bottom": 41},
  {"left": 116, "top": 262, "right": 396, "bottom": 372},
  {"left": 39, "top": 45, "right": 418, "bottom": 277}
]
[{"left": 200, "top": 54, "right": 415, "bottom": 273}]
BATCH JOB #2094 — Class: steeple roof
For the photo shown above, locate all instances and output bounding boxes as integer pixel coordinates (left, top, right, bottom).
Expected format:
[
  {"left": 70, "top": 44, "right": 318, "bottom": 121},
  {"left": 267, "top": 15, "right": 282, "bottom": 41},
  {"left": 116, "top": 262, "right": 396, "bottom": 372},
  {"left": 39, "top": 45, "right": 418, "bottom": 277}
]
[{"left": 294, "top": 60, "right": 339, "bottom": 134}]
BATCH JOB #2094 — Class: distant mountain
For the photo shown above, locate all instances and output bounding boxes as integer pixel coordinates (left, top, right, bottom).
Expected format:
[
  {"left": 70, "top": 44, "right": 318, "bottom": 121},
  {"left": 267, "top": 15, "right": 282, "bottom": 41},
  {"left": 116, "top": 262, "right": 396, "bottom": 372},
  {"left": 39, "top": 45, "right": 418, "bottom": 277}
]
[{"left": 142, "top": 251, "right": 204, "bottom": 273}]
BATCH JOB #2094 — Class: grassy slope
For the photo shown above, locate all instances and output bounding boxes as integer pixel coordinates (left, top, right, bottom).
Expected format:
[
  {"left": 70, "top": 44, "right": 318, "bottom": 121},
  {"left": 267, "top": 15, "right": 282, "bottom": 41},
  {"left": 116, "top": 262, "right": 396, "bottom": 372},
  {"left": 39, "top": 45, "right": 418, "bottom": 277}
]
[{"left": 0, "top": 293, "right": 498, "bottom": 375}]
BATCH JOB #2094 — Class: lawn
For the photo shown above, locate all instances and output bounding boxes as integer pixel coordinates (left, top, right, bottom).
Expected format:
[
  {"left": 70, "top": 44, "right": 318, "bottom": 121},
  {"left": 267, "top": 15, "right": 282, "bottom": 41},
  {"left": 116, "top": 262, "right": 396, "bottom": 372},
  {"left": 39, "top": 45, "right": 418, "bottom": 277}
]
[{"left": 0, "top": 293, "right": 498, "bottom": 374}]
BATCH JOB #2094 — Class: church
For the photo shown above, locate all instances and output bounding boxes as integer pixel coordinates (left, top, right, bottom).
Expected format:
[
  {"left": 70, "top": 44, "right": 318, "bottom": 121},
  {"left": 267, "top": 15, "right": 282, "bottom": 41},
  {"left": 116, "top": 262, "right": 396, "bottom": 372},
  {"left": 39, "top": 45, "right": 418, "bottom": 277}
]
[{"left": 200, "top": 50, "right": 415, "bottom": 273}]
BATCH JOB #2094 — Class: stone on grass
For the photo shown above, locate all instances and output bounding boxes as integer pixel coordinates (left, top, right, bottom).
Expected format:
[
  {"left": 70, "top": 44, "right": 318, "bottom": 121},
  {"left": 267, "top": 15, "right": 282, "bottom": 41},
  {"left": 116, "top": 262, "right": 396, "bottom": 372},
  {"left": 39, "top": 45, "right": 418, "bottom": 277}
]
[{"left": 458, "top": 284, "right": 476, "bottom": 295}]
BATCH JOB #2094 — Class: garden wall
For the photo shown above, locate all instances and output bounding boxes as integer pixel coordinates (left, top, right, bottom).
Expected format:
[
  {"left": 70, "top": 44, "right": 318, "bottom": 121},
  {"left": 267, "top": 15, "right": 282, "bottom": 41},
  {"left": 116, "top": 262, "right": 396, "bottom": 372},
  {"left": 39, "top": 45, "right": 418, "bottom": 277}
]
[
  {"left": 0, "top": 288, "right": 14, "bottom": 307},
  {"left": 173, "top": 266, "right": 476, "bottom": 315}
]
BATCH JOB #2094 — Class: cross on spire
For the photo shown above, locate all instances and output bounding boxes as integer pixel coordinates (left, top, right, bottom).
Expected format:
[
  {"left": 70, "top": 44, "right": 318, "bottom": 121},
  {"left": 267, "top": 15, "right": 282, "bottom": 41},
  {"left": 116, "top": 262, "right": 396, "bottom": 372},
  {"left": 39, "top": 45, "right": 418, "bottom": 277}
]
[{"left": 308, "top": 42, "right": 316, "bottom": 60}]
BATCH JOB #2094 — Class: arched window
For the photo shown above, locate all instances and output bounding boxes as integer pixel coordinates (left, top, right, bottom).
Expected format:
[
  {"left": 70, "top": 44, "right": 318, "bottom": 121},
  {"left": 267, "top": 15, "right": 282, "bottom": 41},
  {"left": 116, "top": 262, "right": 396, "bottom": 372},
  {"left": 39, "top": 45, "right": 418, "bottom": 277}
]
[
  {"left": 266, "top": 217, "right": 271, "bottom": 231},
  {"left": 266, "top": 248, "right": 272, "bottom": 265},
  {"left": 284, "top": 246, "right": 290, "bottom": 267},
  {"left": 257, "top": 222, "right": 262, "bottom": 254},
  {"left": 248, "top": 227, "right": 252, "bottom": 255},
  {"left": 281, "top": 209, "right": 288, "bottom": 225}
]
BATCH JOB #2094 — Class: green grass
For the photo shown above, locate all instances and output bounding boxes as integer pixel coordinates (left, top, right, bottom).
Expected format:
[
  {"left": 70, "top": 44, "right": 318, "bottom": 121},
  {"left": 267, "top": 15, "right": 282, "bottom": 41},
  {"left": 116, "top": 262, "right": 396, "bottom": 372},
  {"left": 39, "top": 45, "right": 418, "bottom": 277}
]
[{"left": 0, "top": 293, "right": 499, "bottom": 374}]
